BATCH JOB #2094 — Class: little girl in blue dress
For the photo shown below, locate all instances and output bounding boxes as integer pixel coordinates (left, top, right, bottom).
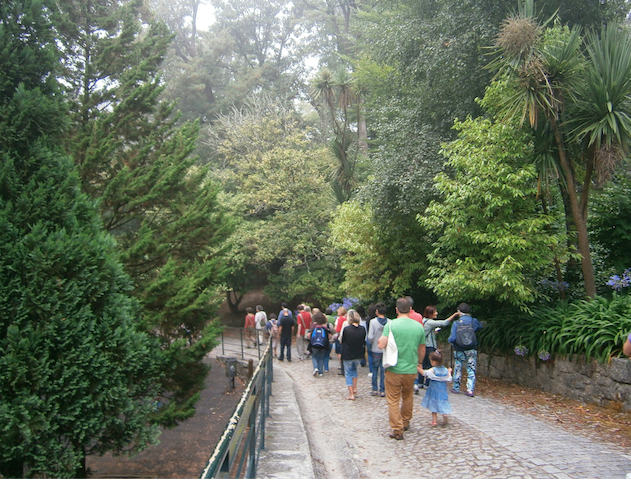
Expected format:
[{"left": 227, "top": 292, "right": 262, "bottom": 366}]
[{"left": 418, "top": 350, "right": 452, "bottom": 426}]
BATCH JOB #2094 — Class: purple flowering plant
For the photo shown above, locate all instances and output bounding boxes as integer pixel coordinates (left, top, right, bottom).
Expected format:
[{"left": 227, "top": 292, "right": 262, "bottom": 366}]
[
  {"left": 607, "top": 269, "right": 631, "bottom": 291},
  {"left": 539, "top": 279, "right": 570, "bottom": 292},
  {"left": 538, "top": 350, "right": 551, "bottom": 361},
  {"left": 514, "top": 345, "right": 528, "bottom": 356},
  {"left": 328, "top": 297, "right": 358, "bottom": 312}
]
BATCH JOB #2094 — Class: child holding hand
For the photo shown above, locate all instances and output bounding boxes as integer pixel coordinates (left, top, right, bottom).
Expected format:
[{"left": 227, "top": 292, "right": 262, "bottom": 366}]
[{"left": 418, "top": 350, "right": 452, "bottom": 426}]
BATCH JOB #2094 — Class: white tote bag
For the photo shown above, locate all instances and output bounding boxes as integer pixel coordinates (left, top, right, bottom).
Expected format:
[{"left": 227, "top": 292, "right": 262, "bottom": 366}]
[{"left": 382, "top": 320, "right": 398, "bottom": 369}]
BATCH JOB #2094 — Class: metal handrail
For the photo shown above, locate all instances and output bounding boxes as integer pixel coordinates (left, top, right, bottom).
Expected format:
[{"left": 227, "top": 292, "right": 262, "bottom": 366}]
[
  {"left": 219, "top": 326, "right": 268, "bottom": 361},
  {"left": 201, "top": 339, "right": 273, "bottom": 479}
]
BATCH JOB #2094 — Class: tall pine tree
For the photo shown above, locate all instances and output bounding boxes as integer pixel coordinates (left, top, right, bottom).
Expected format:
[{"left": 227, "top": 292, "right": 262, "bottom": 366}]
[
  {"left": 54, "top": 0, "right": 233, "bottom": 425},
  {"left": 0, "top": 0, "right": 163, "bottom": 476}
]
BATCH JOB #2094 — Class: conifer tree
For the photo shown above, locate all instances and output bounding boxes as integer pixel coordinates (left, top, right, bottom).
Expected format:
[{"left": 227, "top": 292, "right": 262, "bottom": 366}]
[
  {"left": 55, "top": 0, "right": 233, "bottom": 425},
  {"left": 0, "top": 0, "right": 163, "bottom": 476}
]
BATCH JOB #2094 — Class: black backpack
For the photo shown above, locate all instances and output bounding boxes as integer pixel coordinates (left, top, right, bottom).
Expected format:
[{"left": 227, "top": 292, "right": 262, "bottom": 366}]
[{"left": 455, "top": 319, "right": 476, "bottom": 349}]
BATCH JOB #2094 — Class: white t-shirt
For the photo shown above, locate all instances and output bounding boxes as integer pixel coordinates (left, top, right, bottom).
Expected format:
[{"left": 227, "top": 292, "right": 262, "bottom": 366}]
[{"left": 255, "top": 311, "right": 267, "bottom": 330}]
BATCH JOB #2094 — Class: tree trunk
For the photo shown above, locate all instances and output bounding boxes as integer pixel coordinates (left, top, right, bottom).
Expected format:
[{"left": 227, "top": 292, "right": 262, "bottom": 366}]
[
  {"left": 579, "top": 155, "right": 594, "bottom": 221},
  {"left": 558, "top": 178, "right": 581, "bottom": 285},
  {"left": 0, "top": 458, "right": 23, "bottom": 478},
  {"left": 550, "top": 117, "right": 597, "bottom": 297},
  {"left": 542, "top": 196, "right": 566, "bottom": 301},
  {"left": 76, "top": 449, "right": 87, "bottom": 478},
  {"left": 357, "top": 98, "right": 368, "bottom": 154},
  {"left": 226, "top": 290, "right": 243, "bottom": 314}
]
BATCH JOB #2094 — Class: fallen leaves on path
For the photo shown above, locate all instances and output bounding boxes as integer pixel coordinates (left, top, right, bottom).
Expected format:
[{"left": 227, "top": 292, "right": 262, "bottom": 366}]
[{"left": 477, "top": 376, "right": 631, "bottom": 448}]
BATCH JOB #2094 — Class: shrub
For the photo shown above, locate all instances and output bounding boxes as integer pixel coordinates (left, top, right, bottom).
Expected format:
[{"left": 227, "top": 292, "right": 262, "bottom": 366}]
[{"left": 479, "top": 294, "right": 631, "bottom": 363}]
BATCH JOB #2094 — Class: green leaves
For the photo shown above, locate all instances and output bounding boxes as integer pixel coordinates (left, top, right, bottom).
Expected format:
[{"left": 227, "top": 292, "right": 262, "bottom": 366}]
[
  {"left": 58, "top": 0, "right": 234, "bottom": 427},
  {"left": 0, "top": 4, "right": 164, "bottom": 471},
  {"left": 568, "top": 24, "right": 631, "bottom": 154},
  {"left": 480, "top": 294, "right": 631, "bottom": 363},
  {"left": 207, "top": 95, "right": 343, "bottom": 305},
  {"left": 421, "top": 117, "right": 563, "bottom": 307}
]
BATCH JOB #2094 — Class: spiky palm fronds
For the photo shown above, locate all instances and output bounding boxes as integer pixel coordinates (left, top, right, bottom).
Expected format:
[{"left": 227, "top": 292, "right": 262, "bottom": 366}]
[{"left": 568, "top": 24, "right": 631, "bottom": 168}]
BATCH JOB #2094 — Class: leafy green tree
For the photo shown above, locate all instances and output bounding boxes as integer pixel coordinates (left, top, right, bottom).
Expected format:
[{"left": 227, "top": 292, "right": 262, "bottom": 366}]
[
  {"left": 421, "top": 117, "right": 564, "bottom": 307},
  {"left": 55, "top": 0, "right": 233, "bottom": 426},
  {"left": 347, "top": 0, "right": 629, "bottom": 303},
  {"left": 328, "top": 0, "right": 510, "bottom": 302},
  {"left": 0, "top": 1, "right": 163, "bottom": 476},
  {"left": 149, "top": 0, "right": 235, "bottom": 124},
  {"left": 590, "top": 167, "right": 631, "bottom": 274},
  {"left": 151, "top": 0, "right": 307, "bottom": 126},
  {"left": 206, "top": 95, "right": 344, "bottom": 305},
  {"left": 302, "top": 0, "right": 359, "bottom": 67},
  {"left": 537, "top": 0, "right": 630, "bottom": 29},
  {"left": 329, "top": 202, "right": 381, "bottom": 298},
  {"left": 330, "top": 200, "right": 430, "bottom": 301}
]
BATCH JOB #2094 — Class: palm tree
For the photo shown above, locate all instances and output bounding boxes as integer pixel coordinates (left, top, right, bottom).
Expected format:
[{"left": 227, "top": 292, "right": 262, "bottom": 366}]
[
  {"left": 493, "top": 5, "right": 631, "bottom": 298},
  {"left": 310, "top": 67, "right": 361, "bottom": 203},
  {"left": 489, "top": 1, "right": 631, "bottom": 298},
  {"left": 568, "top": 24, "right": 631, "bottom": 218}
]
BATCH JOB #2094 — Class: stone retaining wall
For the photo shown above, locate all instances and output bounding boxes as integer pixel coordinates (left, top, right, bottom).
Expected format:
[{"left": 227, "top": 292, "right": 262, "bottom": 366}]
[{"left": 476, "top": 352, "right": 631, "bottom": 410}]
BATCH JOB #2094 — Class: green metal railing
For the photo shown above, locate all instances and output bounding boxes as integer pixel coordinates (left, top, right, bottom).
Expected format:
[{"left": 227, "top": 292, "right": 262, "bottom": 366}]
[{"left": 201, "top": 339, "right": 273, "bottom": 479}]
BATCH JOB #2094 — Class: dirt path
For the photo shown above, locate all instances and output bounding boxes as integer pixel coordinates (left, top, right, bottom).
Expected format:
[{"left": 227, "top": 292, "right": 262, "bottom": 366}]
[{"left": 86, "top": 358, "right": 245, "bottom": 479}]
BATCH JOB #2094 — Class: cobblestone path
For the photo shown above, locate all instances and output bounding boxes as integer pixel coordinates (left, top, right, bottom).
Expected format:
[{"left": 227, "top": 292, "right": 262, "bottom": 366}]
[{"left": 259, "top": 357, "right": 631, "bottom": 479}]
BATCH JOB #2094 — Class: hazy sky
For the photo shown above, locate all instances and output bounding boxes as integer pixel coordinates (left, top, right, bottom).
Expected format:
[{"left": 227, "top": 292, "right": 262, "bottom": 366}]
[{"left": 197, "top": 3, "right": 215, "bottom": 30}]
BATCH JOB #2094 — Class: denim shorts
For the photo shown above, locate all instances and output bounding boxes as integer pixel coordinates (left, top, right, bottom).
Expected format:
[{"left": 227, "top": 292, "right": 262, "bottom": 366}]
[{"left": 343, "top": 359, "right": 361, "bottom": 386}]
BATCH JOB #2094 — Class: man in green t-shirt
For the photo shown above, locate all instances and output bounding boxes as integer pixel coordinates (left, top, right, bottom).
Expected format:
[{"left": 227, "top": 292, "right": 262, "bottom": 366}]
[{"left": 378, "top": 297, "right": 426, "bottom": 440}]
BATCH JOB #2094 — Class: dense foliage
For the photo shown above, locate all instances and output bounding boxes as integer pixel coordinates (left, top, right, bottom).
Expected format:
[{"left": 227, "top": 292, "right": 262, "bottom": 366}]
[
  {"left": 421, "top": 117, "right": 564, "bottom": 307},
  {"left": 0, "top": 0, "right": 163, "bottom": 476},
  {"left": 5, "top": 0, "right": 631, "bottom": 472},
  {"left": 204, "top": 95, "right": 345, "bottom": 306},
  {"left": 56, "top": 0, "right": 233, "bottom": 426},
  {"left": 479, "top": 295, "right": 631, "bottom": 363},
  {"left": 590, "top": 168, "right": 631, "bottom": 274}
]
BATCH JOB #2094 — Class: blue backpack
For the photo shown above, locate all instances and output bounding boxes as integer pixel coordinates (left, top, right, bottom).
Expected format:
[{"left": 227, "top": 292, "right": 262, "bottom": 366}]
[{"left": 311, "top": 326, "right": 327, "bottom": 348}]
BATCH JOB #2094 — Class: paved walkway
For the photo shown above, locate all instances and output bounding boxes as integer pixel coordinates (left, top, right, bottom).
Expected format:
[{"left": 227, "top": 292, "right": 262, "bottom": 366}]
[{"left": 258, "top": 356, "right": 631, "bottom": 479}]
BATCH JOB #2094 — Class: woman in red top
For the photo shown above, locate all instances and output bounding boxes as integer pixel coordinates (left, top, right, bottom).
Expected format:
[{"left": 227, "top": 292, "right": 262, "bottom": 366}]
[{"left": 244, "top": 307, "right": 256, "bottom": 348}]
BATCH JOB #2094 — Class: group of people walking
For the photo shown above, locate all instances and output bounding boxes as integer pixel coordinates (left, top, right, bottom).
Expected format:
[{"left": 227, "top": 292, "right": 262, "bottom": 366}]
[{"left": 247, "top": 297, "right": 483, "bottom": 440}]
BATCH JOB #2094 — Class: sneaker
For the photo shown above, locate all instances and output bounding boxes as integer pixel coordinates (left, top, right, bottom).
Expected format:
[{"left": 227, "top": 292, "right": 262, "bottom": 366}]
[
  {"left": 368, "top": 372, "right": 373, "bottom": 378},
  {"left": 313, "top": 369, "right": 319, "bottom": 376},
  {"left": 324, "top": 370, "right": 329, "bottom": 373},
  {"left": 319, "top": 374, "right": 323, "bottom": 377},
  {"left": 450, "top": 388, "right": 459, "bottom": 394},
  {"left": 389, "top": 432, "right": 404, "bottom": 441},
  {"left": 413, "top": 384, "right": 419, "bottom": 395},
  {"left": 380, "top": 392, "right": 385, "bottom": 397},
  {"left": 466, "top": 391, "right": 475, "bottom": 397}
]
